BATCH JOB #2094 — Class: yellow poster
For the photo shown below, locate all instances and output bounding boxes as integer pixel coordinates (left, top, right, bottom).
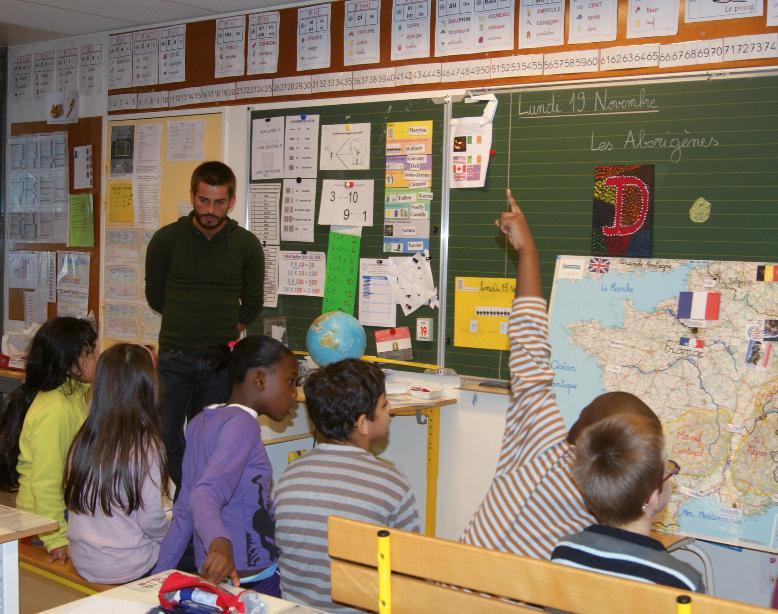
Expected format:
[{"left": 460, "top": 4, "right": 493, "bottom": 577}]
[
  {"left": 108, "top": 181, "right": 134, "bottom": 224},
  {"left": 453, "top": 276, "right": 515, "bottom": 350}
]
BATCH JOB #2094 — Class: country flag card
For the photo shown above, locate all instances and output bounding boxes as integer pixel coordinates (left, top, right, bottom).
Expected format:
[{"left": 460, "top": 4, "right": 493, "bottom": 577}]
[{"left": 677, "top": 291, "right": 720, "bottom": 321}]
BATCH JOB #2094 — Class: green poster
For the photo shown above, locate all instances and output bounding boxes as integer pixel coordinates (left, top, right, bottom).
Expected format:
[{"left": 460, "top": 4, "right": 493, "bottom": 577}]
[
  {"left": 68, "top": 193, "right": 94, "bottom": 247},
  {"left": 322, "top": 232, "right": 361, "bottom": 315}
]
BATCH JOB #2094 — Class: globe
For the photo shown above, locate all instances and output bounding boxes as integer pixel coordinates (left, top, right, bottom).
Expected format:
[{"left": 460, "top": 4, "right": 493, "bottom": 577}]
[{"left": 306, "top": 311, "right": 366, "bottom": 366}]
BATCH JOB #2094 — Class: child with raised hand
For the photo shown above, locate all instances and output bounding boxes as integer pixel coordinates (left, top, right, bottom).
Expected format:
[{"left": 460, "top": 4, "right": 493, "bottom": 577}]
[
  {"left": 551, "top": 413, "right": 704, "bottom": 592},
  {"left": 0, "top": 317, "right": 98, "bottom": 563},
  {"left": 274, "top": 358, "right": 420, "bottom": 611},
  {"left": 153, "top": 336, "right": 298, "bottom": 597},
  {"left": 461, "top": 190, "right": 661, "bottom": 559},
  {"left": 64, "top": 343, "right": 169, "bottom": 584}
]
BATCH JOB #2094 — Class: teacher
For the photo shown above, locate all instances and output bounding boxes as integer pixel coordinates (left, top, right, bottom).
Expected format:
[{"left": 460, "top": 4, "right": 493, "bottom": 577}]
[{"left": 145, "top": 161, "right": 264, "bottom": 490}]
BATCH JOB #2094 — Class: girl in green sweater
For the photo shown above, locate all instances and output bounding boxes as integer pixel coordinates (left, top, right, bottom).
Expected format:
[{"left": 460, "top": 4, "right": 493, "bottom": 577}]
[{"left": 0, "top": 317, "right": 98, "bottom": 562}]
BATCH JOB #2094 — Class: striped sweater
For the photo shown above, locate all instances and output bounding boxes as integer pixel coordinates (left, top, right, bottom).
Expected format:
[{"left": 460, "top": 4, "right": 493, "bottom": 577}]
[
  {"left": 275, "top": 443, "right": 420, "bottom": 613},
  {"left": 551, "top": 524, "right": 705, "bottom": 592},
  {"left": 460, "top": 296, "right": 595, "bottom": 559}
]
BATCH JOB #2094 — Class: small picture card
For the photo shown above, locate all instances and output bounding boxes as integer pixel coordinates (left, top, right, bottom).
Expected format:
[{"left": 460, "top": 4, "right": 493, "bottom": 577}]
[{"left": 375, "top": 326, "right": 412, "bottom": 360}]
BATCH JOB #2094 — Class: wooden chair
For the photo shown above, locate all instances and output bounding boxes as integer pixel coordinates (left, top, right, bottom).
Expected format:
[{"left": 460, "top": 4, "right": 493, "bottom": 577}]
[{"left": 328, "top": 517, "right": 771, "bottom": 614}]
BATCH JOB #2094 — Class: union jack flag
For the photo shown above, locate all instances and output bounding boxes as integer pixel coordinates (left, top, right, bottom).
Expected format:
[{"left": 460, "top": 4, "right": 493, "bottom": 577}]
[{"left": 588, "top": 257, "right": 611, "bottom": 274}]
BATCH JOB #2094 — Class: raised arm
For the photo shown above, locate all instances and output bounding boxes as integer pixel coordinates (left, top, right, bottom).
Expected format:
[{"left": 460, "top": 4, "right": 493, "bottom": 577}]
[{"left": 495, "top": 189, "right": 541, "bottom": 298}]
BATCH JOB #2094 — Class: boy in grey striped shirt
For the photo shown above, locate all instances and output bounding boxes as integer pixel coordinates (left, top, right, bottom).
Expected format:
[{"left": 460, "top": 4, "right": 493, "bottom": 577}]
[{"left": 275, "top": 359, "right": 420, "bottom": 612}]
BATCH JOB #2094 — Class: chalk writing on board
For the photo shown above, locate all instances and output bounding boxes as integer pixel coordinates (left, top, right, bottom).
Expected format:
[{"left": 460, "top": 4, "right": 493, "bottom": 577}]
[
  {"left": 518, "top": 88, "right": 658, "bottom": 118},
  {"left": 589, "top": 129, "right": 720, "bottom": 164}
]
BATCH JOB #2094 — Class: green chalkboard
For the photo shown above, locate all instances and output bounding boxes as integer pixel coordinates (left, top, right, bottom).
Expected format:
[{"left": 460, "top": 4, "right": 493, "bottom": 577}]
[
  {"left": 445, "top": 75, "right": 778, "bottom": 379},
  {"left": 249, "top": 99, "right": 443, "bottom": 367}
]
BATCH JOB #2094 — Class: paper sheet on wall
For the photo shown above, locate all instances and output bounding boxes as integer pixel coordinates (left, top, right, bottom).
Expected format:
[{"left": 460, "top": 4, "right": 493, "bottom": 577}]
[
  {"left": 109, "top": 33, "right": 132, "bottom": 89},
  {"left": 387, "top": 250, "right": 438, "bottom": 316},
  {"left": 359, "top": 258, "right": 396, "bottom": 327},
  {"left": 8, "top": 213, "right": 38, "bottom": 241},
  {"left": 435, "top": 0, "right": 513, "bottom": 56},
  {"left": 133, "top": 175, "right": 161, "bottom": 229},
  {"left": 320, "top": 123, "right": 371, "bottom": 170},
  {"left": 8, "top": 251, "right": 40, "bottom": 289},
  {"left": 24, "top": 290, "right": 48, "bottom": 326},
  {"left": 215, "top": 16, "right": 246, "bottom": 78},
  {"left": 453, "top": 276, "right": 515, "bottom": 350},
  {"left": 248, "top": 11, "right": 280, "bottom": 74},
  {"left": 45, "top": 90, "right": 78, "bottom": 124},
  {"left": 105, "top": 264, "right": 139, "bottom": 300},
  {"left": 278, "top": 251, "right": 326, "bottom": 297},
  {"left": 80, "top": 42, "right": 104, "bottom": 93},
  {"left": 167, "top": 120, "right": 205, "bottom": 161},
  {"left": 110, "top": 125, "right": 135, "bottom": 177},
  {"left": 158, "top": 24, "right": 186, "bottom": 84},
  {"left": 134, "top": 124, "right": 162, "bottom": 175},
  {"left": 68, "top": 194, "right": 94, "bottom": 247},
  {"left": 12, "top": 54, "right": 32, "bottom": 101},
  {"left": 519, "top": 0, "right": 565, "bottom": 49},
  {"left": 318, "top": 179, "right": 374, "bottom": 226},
  {"left": 9, "top": 136, "right": 38, "bottom": 172},
  {"left": 344, "top": 0, "right": 381, "bottom": 65},
  {"left": 375, "top": 326, "right": 412, "bottom": 360},
  {"left": 322, "top": 232, "right": 362, "bottom": 314},
  {"left": 685, "top": 0, "right": 762, "bottom": 22},
  {"left": 770, "top": 0, "right": 778, "bottom": 26},
  {"left": 391, "top": 0, "right": 431, "bottom": 61},
  {"left": 263, "top": 245, "right": 280, "bottom": 308},
  {"left": 285, "top": 115, "right": 319, "bottom": 178},
  {"left": 297, "top": 4, "right": 332, "bottom": 71},
  {"left": 248, "top": 183, "right": 281, "bottom": 245},
  {"left": 38, "top": 211, "right": 68, "bottom": 243},
  {"left": 106, "top": 228, "right": 140, "bottom": 263},
  {"left": 251, "top": 116, "right": 285, "bottom": 180},
  {"left": 57, "top": 251, "right": 90, "bottom": 294},
  {"left": 627, "top": 0, "right": 679, "bottom": 38},
  {"left": 8, "top": 174, "right": 38, "bottom": 212},
  {"left": 38, "top": 170, "right": 68, "bottom": 210},
  {"left": 108, "top": 181, "right": 134, "bottom": 224},
  {"left": 140, "top": 304, "right": 162, "bottom": 341},
  {"left": 568, "top": 0, "right": 618, "bottom": 44},
  {"left": 56, "top": 47, "right": 78, "bottom": 92},
  {"left": 33, "top": 50, "right": 55, "bottom": 99},
  {"left": 57, "top": 289, "right": 88, "bottom": 318},
  {"left": 281, "top": 179, "right": 316, "bottom": 242},
  {"left": 450, "top": 94, "right": 496, "bottom": 188},
  {"left": 105, "top": 301, "right": 139, "bottom": 339},
  {"left": 133, "top": 29, "right": 160, "bottom": 87},
  {"left": 73, "top": 145, "right": 93, "bottom": 189}
]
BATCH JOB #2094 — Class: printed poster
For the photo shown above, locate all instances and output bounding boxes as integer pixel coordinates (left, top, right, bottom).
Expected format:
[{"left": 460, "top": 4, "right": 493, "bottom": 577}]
[
  {"left": 568, "top": 0, "right": 618, "bottom": 44},
  {"left": 627, "top": 0, "right": 679, "bottom": 38},
  {"left": 345, "top": 0, "right": 381, "bottom": 65},
  {"left": 391, "top": 0, "right": 431, "bottom": 61},
  {"left": 278, "top": 251, "right": 326, "bottom": 297},
  {"left": 248, "top": 11, "right": 280, "bottom": 74},
  {"left": 297, "top": 4, "right": 332, "bottom": 71},
  {"left": 435, "top": 0, "right": 513, "bottom": 56},
  {"left": 685, "top": 0, "right": 762, "bottom": 22},
  {"left": 215, "top": 16, "right": 246, "bottom": 78},
  {"left": 375, "top": 326, "right": 413, "bottom": 360},
  {"left": 453, "top": 277, "right": 515, "bottom": 350},
  {"left": 320, "top": 123, "right": 371, "bottom": 170},
  {"left": 591, "top": 165, "right": 654, "bottom": 258},
  {"left": 251, "top": 116, "right": 284, "bottom": 180}
]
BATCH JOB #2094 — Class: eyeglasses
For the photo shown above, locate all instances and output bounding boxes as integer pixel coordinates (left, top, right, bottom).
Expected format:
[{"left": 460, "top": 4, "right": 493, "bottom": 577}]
[{"left": 661, "top": 459, "right": 681, "bottom": 484}]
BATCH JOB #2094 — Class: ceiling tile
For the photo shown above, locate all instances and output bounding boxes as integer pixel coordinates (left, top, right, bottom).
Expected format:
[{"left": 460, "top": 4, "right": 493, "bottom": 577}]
[
  {"left": 37, "top": 0, "right": 213, "bottom": 25},
  {"left": 3, "top": 0, "right": 135, "bottom": 35}
]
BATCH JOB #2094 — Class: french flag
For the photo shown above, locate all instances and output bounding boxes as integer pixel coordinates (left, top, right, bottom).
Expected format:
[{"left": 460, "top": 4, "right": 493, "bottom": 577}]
[
  {"left": 680, "top": 337, "right": 704, "bottom": 348},
  {"left": 677, "top": 291, "right": 720, "bottom": 321}
]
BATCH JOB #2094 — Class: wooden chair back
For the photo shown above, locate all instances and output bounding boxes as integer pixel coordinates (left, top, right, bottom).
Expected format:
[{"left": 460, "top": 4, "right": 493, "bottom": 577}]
[{"left": 328, "top": 516, "right": 771, "bottom": 614}]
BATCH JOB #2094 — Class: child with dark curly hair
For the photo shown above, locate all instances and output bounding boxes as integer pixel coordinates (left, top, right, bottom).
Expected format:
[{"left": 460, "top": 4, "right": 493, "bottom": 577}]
[{"left": 274, "top": 358, "right": 419, "bottom": 612}]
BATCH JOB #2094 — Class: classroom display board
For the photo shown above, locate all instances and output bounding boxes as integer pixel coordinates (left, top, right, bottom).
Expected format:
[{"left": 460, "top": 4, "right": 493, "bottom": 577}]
[
  {"left": 547, "top": 256, "right": 778, "bottom": 552},
  {"left": 102, "top": 112, "right": 223, "bottom": 347},
  {"left": 445, "top": 74, "right": 778, "bottom": 379},
  {"left": 248, "top": 100, "right": 443, "bottom": 366}
]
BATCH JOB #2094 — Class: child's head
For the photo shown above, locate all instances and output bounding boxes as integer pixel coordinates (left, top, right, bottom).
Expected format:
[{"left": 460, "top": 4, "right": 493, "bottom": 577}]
[
  {"left": 567, "top": 391, "right": 659, "bottom": 445},
  {"left": 303, "top": 359, "right": 388, "bottom": 444},
  {"left": 25, "top": 317, "right": 99, "bottom": 388},
  {"left": 228, "top": 336, "right": 298, "bottom": 421},
  {"left": 65, "top": 343, "right": 166, "bottom": 515},
  {"left": 573, "top": 412, "right": 672, "bottom": 527}
]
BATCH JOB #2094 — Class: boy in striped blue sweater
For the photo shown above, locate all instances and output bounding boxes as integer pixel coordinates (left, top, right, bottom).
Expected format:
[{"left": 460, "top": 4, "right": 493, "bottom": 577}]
[{"left": 551, "top": 412, "right": 704, "bottom": 593}]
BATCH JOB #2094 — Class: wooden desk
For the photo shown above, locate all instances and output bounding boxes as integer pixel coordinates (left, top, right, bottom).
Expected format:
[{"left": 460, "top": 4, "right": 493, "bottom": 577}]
[
  {"left": 41, "top": 570, "right": 323, "bottom": 613},
  {"left": 0, "top": 505, "right": 58, "bottom": 614},
  {"left": 0, "top": 369, "right": 23, "bottom": 396}
]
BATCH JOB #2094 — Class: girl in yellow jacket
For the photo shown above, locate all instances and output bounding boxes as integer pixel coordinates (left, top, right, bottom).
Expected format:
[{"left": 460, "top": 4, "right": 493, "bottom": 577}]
[{"left": 0, "top": 317, "right": 98, "bottom": 562}]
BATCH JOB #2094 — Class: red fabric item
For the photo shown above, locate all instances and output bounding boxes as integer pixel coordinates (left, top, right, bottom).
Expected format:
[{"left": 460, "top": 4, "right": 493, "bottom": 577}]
[{"left": 158, "top": 572, "right": 246, "bottom": 613}]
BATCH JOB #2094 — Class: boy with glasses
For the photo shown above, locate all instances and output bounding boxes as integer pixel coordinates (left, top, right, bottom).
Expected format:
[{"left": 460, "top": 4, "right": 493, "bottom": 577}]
[{"left": 551, "top": 413, "right": 704, "bottom": 592}]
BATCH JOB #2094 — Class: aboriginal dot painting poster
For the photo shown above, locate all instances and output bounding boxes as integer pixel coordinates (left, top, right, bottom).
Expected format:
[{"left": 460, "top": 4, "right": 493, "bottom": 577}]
[{"left": 591, "top": 164, "right": 654, "bottom": 257}]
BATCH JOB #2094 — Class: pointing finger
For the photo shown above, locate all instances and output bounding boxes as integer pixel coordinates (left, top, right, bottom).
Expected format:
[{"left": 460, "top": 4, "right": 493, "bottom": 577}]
[{"left": 506, "top": 188, "right": 520, "bottom": 213}]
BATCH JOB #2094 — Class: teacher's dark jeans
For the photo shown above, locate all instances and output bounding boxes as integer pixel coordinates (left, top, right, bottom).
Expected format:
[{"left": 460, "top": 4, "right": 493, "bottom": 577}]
[{"left": 158, "top": 348, "right": 230, "bottom": 493}]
